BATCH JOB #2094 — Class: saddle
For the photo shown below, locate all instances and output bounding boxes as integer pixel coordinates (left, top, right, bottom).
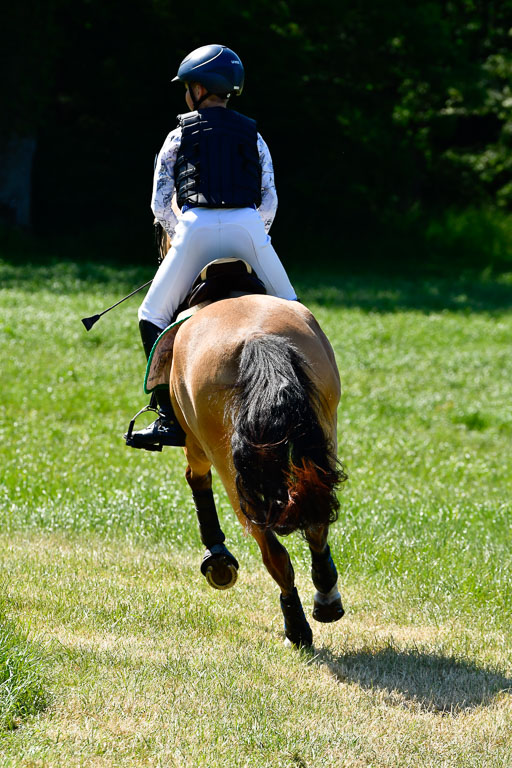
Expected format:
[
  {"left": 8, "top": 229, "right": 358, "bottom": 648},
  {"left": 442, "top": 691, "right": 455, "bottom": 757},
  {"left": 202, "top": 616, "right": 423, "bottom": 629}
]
[
  {"left": 183, "top": 257, "right": 266, "bottom": 310},
  {"left": 144, "top": 258, "right": 266, "bottom": 393}
]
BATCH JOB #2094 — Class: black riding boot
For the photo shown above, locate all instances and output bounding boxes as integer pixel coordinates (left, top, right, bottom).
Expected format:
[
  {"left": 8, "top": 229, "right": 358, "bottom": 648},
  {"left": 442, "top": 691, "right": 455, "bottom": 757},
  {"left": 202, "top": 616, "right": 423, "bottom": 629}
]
[{"left": 125, "top": 320, "right": 186, "bottom": 449}]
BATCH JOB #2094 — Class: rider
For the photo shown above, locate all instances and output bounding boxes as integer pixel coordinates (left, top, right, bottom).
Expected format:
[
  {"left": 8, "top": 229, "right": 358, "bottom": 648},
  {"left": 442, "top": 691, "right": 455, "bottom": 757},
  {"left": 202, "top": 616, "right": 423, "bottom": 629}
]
[{"left": 127, "top": 44, "right": 297, "bottom": 450}]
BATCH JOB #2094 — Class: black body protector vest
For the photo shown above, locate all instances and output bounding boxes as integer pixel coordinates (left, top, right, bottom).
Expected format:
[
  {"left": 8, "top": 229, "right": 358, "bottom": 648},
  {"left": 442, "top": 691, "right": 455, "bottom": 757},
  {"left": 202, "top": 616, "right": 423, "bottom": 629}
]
[{"left": 175, "top": 108, "right": 262, "bottom": 210}]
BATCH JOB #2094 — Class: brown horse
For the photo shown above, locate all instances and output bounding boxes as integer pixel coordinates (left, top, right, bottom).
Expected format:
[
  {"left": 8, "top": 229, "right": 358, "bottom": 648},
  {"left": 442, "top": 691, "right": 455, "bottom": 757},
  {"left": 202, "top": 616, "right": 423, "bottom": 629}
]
[{"left": 169, "top": 291, "right": 346, "bottom": 647}]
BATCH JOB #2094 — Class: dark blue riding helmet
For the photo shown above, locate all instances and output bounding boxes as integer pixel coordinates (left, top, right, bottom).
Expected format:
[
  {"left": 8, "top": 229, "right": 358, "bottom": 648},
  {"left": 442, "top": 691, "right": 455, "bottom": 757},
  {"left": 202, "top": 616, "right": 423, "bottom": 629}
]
[{"left": 172, "top": 44, "right": 245, "bottom": 98}]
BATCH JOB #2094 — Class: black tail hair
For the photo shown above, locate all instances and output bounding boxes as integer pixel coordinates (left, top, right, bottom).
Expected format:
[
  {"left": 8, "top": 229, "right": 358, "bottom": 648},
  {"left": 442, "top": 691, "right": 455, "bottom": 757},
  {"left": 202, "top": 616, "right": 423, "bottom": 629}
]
[
  {"left": 230, "top": 335, "right": 346, "bottom": 534},
  {"left": 154, "top": 220, "right": 169, "bottom": 263}
]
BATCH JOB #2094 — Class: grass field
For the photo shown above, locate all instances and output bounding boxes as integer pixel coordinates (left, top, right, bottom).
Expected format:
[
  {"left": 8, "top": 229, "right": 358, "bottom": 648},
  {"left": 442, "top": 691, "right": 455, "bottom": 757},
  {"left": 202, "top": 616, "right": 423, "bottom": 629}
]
[{"left": 1, "top": 255, "right": 511, "bottom": 766}]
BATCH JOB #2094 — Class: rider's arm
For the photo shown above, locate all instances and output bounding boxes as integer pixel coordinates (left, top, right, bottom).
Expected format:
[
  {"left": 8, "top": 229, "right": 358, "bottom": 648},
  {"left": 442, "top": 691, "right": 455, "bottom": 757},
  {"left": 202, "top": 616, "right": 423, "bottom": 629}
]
[
  {"left": 151, "top": 128, "right": 181, "bottom": 239},
  {"left": 257, "top": 133, "right": 278, "bottom": 233}
]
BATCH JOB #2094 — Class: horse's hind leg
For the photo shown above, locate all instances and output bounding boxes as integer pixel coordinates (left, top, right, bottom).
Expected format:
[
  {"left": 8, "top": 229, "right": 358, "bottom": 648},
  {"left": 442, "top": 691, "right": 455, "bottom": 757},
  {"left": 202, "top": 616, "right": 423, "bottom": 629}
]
[
  {"left": 185, "top": 458, "right": 239, "bottom": 590},
  {"left": 250, "top": 528, "right": 313, "bottom": 648},
  {"left": 305, "top": 525, "right": 344, "bottom": 623},
  {"left": 209, "top": 462, "right": 313, "bottom": 647}
]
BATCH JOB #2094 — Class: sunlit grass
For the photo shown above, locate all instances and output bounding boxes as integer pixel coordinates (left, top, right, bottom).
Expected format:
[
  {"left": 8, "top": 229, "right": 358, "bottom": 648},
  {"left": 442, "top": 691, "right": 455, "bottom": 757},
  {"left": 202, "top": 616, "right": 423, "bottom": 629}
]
[
  {"left": 0, "top": 605, "right": 46, "bottom": 731},
  {"left": 1, "top": 257, "right": 511, "bottom": 764},
  {"left": 0, "top": 532, "right": 511, "bottom": 767},
  {"left": 1, "top": 259, "right": 510, "bottom": 625}
]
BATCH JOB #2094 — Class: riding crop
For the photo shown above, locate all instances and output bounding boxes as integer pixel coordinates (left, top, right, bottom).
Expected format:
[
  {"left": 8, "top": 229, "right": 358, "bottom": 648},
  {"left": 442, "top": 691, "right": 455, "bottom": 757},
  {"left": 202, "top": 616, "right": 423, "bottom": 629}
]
[{"left": 81, "top": 279, "right": 153, "bottom": 331}]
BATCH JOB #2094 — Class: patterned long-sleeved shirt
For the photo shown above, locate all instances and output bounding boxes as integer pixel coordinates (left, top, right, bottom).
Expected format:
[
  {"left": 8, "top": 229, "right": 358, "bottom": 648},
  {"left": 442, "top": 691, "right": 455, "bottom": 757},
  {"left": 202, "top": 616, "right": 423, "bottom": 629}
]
[{"left": 151, "top": 124, "right": 278, "bottom": 240}]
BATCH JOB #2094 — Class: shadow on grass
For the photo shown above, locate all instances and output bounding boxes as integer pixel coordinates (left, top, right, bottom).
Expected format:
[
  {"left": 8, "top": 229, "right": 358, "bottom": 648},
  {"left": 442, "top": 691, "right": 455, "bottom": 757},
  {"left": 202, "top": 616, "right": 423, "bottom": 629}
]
[
  {"left": 315, "top": 644, "right": 512, "bottom": 713},
  {"left": 2, "top": 233, "right": 512, "bottom": 314},
  {"left": 0, "top": 228, "right": 153, "bottom": 294},
  {"left": 295, "top": 271, "right": 512, "bottom": 315},
  {"left": 0, "top": 257, "right": 152, "bottom": 295}
]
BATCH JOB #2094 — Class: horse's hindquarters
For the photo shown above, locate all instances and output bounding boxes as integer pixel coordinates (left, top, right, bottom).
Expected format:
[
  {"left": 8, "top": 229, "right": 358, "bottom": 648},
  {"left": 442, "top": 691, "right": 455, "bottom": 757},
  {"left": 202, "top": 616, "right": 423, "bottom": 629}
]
[{"left": 172, "top": 295, "right": 343, "bottom": 534}]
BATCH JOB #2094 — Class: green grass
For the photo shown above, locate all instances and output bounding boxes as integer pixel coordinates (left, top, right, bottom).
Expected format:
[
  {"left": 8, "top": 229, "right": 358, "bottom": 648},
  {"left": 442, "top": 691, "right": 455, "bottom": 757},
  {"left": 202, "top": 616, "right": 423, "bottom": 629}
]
[
  {"left": 0, "top": 607, "right": 47, "bottom": 731},
  {"left": 0, "top": 256, "right": 511, "bottom": 765}
]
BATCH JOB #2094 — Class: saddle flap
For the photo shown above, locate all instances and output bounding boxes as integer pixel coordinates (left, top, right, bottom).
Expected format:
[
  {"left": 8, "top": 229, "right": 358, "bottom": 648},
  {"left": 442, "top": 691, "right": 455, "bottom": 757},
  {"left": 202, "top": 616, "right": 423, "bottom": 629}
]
[
  {"left": 144, "top": 315, "right": 188, "bottom": 394},
  {"left": 144, "top": 259, "right": 267, "bottom": 394}
]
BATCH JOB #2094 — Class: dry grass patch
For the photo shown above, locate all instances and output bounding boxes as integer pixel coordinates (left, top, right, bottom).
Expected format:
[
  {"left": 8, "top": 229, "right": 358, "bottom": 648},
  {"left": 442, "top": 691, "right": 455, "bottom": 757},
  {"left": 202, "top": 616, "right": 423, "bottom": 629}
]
[{"left": 0, "top": 532, "right": 511, "bottom": 767}]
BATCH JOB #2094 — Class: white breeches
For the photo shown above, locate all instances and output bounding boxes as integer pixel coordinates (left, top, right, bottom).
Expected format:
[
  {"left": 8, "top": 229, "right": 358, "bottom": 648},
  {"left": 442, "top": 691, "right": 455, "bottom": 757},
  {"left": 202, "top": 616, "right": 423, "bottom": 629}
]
[{"left": 138, "top": 207, "right": 297, "bottom": 329}]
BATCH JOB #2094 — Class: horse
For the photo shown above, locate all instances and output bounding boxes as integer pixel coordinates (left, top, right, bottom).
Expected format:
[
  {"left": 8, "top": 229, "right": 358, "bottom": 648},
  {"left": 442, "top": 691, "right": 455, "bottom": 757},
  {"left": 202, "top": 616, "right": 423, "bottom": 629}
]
[
  {"left": 167, "top": 289, "right": 346, "bottom": 647},
  {"left": 152, "top": 221, "right": 346, "bottom": 645}
]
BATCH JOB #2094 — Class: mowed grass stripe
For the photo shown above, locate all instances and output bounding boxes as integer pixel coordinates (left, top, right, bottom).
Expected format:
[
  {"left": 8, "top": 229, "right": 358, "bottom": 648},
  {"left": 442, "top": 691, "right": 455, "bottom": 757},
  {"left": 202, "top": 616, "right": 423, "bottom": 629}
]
[{"left": 0, "top": 532, "right": 511, "bottom": 768}]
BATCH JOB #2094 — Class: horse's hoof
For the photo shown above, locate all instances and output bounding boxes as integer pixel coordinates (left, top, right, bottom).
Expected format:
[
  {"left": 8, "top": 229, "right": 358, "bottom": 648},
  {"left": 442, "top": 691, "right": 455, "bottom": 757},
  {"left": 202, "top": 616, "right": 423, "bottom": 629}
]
[
  {"left": 280, "top": 588, "right": 313, "bottom": 648},
  {"left": 313, "top": 597, "right": 344, "bottom": 623},
  {"left": 283, "top": 636, "right": 315, "bottom": 652},
  {"left": 283, "top": 635, "right": 314, "bottom": 651},
  {"left": 205, "top": 560, "right": 238, "bottom": 590},
  {"left": 313, "top": 585, "right": 345, "bottom": 623},
  {"left": 201, "top": 544, "right": 239, "bottom": 590},
  {"left": 284, "top": 628, "right": 313, "bottom": 649}
]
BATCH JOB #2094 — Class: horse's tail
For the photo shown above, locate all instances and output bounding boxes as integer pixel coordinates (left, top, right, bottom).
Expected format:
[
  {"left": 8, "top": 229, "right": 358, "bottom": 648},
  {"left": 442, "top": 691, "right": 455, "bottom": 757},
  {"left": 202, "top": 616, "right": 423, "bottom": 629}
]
[
  {"left": 153, "top": 219, "right": 170, "bottom": 263},
  {"left": 230, "top": 335, "right": 346, "bottom": 534}
]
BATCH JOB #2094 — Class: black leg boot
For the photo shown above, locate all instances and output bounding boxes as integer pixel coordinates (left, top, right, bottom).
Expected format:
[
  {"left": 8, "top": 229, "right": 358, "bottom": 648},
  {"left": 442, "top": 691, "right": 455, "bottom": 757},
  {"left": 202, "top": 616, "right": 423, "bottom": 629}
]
[
  {"left": 192, "top": 488, "right": 239, "bottom": 590},
  {"left": 125, "top": 320, "right": 186, "bottom": 449}
]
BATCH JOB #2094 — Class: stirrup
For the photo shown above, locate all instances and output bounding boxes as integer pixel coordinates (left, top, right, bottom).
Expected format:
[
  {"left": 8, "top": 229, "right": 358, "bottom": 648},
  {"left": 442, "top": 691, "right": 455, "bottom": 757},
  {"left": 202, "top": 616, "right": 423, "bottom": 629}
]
[{"left": 124, "top": 404, "right": 162, "bottom": 452}]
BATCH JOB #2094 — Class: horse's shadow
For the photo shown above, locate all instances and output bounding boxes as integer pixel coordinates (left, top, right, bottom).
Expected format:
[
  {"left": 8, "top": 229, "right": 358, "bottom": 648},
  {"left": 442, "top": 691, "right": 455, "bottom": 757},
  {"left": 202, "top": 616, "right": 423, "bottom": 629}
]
[{"left": 314, "top": 643, "right": 512, "bottom": 713}]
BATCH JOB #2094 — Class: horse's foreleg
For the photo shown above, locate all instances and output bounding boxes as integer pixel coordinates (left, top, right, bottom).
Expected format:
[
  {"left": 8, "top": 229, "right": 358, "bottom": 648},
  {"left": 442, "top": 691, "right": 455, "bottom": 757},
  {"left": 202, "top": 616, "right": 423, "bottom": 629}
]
[
  {"left": 186, "top": 467, "right": 225, "bottom": 547},
  {"left": 304, "top": 525, "right": 344, "bottom": 623},
  {"left": 185, "top": 462, "right": 239, "bottom": 590},
  {"left": 251, "top": 528, "right": 313, "bottom": 648}
]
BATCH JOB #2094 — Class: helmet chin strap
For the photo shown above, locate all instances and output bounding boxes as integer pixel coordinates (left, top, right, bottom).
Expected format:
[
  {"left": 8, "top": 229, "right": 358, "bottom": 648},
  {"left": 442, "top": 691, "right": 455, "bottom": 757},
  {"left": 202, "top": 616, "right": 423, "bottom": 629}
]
[
  {"left": 188, "top": 85, "right": 230, "bottom": 109},
  {"left": 189, "top": 86, "right": 212, "bottom": 109}
]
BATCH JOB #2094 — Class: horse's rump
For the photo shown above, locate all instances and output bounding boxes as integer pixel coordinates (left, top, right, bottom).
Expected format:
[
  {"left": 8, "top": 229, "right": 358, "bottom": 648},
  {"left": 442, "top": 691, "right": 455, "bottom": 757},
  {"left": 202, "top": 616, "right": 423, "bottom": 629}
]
[{"left": 172, "top": 295, "right": 345, "bottom": 535}]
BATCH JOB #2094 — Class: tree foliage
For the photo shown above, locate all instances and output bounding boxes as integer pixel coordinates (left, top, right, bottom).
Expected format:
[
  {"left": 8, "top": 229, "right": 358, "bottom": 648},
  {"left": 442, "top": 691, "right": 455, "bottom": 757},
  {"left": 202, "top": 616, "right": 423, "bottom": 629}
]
[{"left": 3, "top": 0, "right": 511, "bottom": 260}]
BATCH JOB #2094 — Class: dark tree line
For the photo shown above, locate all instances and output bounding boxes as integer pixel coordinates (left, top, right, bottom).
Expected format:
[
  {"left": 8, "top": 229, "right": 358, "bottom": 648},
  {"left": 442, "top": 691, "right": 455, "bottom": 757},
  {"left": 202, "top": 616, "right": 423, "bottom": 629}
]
[{"left": 2, "top": 0, "right": 511, "bottom": 266}]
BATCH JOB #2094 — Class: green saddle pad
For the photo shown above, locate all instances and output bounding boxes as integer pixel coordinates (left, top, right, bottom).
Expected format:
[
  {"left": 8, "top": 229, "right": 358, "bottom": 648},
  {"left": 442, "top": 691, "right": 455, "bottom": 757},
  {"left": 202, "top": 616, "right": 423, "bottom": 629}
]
[{"left": 143, "top": 304, "right": 207, "bottom": 394}]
